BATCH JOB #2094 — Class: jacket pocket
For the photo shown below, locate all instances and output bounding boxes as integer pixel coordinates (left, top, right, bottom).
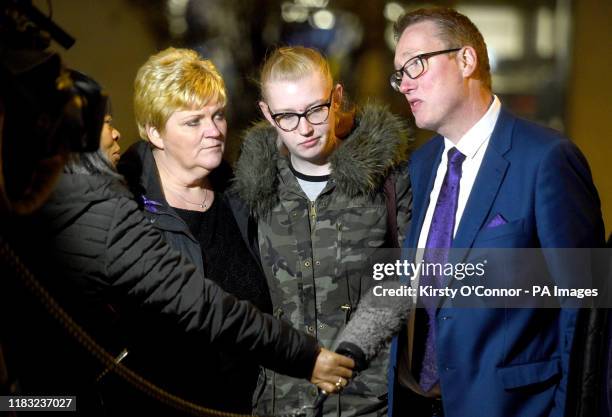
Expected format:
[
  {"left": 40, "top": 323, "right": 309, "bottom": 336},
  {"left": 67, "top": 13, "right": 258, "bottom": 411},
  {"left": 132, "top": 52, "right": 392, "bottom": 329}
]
[
  {"left": 497, "top": 357, "right": 561, "bottom": 390},
  {"left": 475, "top": 218, "right": 527, "bottom": 243}
]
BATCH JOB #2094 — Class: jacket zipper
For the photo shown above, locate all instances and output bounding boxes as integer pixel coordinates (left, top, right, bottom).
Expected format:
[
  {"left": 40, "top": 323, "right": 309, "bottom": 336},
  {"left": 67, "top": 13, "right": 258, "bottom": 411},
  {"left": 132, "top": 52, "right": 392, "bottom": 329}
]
[
  {"left": 309, "top": 200, "right": 317, "bottom": 230},
  {"left": 341, "top": 304, "right": 352, "bottom": 324}
]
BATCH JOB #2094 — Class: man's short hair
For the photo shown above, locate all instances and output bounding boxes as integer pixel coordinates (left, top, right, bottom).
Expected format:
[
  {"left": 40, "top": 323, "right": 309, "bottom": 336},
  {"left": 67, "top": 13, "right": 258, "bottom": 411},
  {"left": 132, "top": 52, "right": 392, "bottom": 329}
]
[{"left": 394, "top": 7, "right": 491, "bottom": 90}]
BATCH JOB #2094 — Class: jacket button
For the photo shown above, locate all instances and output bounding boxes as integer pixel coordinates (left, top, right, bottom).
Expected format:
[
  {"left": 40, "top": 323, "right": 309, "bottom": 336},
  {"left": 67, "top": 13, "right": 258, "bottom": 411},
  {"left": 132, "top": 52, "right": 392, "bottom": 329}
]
[
  {"left": 304, "top": 260, "right": 311, "bottom": 267},
  {"left": 307, "top": 325, "right": 315, "bottom": 334},
  {"left": 315, "top": 260, "right": 321, "bottom": 266}
]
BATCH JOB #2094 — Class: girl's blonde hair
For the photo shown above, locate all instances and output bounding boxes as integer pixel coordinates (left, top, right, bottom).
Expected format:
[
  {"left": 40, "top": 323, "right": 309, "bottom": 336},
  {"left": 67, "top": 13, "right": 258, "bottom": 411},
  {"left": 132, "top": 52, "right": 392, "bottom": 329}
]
[
  {"left": 134, "top": 47, "right": 226, "bottom": 140},
  {"left": 259, "top": 46, "right": 332, "bottom": 101}
]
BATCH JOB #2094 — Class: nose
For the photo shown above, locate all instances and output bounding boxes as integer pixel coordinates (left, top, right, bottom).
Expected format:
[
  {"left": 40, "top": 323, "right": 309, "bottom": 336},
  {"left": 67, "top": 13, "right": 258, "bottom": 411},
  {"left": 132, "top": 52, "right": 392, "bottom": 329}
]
[
  {"left": 112, "top": 127, "right": 121, "bottom": 141},
  {"left": 392, "top": 71, "right": 417, "bottom": 94},
  {"left": 398, "top": 73, "right": 416, "bottom": 95},
  {"left": 204, "top": 119, "right": 225, "bottom": 139},
  {"left": 297, "top": 115, "right": 314, "bottom": 136}
]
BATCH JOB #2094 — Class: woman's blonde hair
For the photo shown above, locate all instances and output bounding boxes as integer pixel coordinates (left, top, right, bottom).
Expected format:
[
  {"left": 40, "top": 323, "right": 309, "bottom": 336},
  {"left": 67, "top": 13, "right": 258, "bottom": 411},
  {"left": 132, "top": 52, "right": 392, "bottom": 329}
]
[
  {"left": 259, "top": 46, "right": 333, "bottom": 101},
  {"left": 134, "top": 47, "right": 227, "bottom": 140}
]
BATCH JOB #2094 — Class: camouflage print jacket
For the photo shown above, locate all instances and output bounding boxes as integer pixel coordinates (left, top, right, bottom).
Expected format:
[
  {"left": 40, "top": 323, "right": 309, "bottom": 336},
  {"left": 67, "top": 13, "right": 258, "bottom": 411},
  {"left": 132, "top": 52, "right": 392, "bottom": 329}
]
[{"left": 233, "top": 104, "right": 413, "bottom": 417}]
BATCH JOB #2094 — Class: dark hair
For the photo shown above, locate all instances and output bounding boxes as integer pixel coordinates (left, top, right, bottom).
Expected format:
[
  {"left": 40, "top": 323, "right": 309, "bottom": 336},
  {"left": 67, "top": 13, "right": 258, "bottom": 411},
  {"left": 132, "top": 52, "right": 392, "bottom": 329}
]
[
  {"left": 62, "top": 71, "right": 120, "bottom": 177},
  {"left": 394, "top": 7, "right": 491, "bottom": 90},
  {"left": 105, "top": 96, "right": 113, "bottom": 117},
  {"left": 64, "top": 150, "right": 122, "bottom": 178}
]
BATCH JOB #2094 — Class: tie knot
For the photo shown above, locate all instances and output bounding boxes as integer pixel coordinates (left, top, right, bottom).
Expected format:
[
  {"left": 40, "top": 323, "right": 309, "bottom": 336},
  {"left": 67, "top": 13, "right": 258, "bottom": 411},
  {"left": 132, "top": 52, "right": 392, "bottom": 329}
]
[{"left": 447, "top": 147, "right": 466, "bottom": 166}]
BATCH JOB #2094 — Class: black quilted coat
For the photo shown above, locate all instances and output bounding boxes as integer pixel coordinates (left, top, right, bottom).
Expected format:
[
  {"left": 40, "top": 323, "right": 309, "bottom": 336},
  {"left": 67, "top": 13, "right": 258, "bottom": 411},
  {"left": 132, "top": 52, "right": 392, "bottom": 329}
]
[{"left": 1, "top": 172, "right": 319, "bottom": 416}]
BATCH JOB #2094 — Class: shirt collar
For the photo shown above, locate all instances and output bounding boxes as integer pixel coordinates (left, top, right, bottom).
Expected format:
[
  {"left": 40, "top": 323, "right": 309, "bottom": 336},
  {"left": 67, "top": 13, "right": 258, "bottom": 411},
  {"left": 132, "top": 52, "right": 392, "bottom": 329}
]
[{"left": 443, "top": 95, "right": 501, "bottom": 159}]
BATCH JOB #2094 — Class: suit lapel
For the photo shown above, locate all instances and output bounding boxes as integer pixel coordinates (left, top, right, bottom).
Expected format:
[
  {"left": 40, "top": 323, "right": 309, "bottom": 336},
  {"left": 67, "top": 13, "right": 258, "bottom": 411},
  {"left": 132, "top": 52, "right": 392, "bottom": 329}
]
[
  {"left": 408, "top": 110, "right": 516, "bottom": 310},
  {"left": 451, "top": 108, "right": 515, "bottom": 256},
  {"left": 436, "top": 109, "right": 515, "bottom": 307},
  {"left": 441, "top": 148, "right": 509, "bottom": 296}
]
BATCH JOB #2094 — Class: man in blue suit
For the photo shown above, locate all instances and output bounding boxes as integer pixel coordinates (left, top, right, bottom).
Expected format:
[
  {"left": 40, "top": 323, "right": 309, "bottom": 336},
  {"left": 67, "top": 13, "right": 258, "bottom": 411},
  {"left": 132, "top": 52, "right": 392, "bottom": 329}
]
[{"left": 387, "top": 7, "right": 605, "bottom": 417}]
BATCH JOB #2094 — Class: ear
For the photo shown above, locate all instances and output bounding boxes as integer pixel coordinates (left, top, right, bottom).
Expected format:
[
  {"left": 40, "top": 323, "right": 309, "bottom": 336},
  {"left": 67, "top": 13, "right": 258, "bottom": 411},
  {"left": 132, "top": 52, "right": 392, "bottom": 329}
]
[
  {"left": 146, "top": 125, "right": 164, "bottom": 149},
  {"left": 458, "top": 46, "right": 478, "bottom": 79},
  {"left": 258, "top": 101, "right": 275, "bottom": 126},
  {"left": 332, "top": 83, "right": 343, "bottom": 110}
]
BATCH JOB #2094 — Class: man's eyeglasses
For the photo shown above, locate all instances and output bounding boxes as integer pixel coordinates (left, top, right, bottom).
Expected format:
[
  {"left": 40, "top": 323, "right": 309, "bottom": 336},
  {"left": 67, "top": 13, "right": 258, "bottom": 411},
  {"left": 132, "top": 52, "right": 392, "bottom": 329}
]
[
  {"left": 267, "top": 90, "right": 334, "bottom": 132},
  {"left": 390, "top": 48, "right": 462, "bottom": 92}
]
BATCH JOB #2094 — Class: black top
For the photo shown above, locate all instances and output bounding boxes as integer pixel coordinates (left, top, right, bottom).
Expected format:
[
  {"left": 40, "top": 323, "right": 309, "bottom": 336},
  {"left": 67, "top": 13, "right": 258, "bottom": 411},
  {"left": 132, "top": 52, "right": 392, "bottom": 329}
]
[
  {"left": 288, "top": 160, "right": 330, "bottom": 182},
  {"left": 174, "top": 192, "right": 272, "bottom": 313}
]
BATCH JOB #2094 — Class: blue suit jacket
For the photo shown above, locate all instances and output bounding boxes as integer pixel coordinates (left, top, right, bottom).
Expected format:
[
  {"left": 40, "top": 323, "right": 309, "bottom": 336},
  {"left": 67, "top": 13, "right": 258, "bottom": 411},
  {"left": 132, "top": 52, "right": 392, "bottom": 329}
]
[{"left": 388, "top": 108, "right": 605, "bottom": 417}]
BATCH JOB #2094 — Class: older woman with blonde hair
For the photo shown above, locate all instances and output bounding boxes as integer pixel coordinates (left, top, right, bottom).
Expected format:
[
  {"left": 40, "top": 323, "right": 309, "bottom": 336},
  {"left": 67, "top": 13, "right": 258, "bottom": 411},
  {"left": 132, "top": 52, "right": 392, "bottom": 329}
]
[{"left": 117, "top": 47, "right": 272, "bottom": 414}]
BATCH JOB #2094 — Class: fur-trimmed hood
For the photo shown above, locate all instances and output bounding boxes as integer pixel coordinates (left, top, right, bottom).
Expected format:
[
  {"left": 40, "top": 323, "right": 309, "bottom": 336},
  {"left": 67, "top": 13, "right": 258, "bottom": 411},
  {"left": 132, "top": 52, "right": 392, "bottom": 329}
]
[{"left": 232, "top": 103, "right": 412, "bottom": 216}]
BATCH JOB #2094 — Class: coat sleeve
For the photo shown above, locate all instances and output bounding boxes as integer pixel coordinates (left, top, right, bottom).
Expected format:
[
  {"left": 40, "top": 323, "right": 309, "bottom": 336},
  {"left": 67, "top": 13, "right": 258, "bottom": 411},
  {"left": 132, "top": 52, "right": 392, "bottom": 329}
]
[
  {"left": 534, "top": 138, "right": 604, "bottom": 249},
  {"left": 394, "top": 162, "right": 412, "bottom": 248},
  {"left": 104, "top": 196, "right": 320, "bottom": 379},
  {"left": 534, "top": 138, "right": 605, "bottom": 301},
  {"left": 533, "top": 138, "right": 605, "bottom": 417}
]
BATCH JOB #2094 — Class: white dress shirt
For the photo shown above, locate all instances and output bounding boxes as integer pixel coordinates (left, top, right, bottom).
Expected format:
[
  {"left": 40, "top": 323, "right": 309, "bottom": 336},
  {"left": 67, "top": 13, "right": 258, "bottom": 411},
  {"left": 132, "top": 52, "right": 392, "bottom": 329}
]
[{"left": 416, "top": 95, "right": 502, "bottom": 249}]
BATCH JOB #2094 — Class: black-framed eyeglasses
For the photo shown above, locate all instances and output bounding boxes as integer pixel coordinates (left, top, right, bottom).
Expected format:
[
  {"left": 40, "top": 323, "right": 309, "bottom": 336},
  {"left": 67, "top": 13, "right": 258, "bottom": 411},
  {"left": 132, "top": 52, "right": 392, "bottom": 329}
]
[
  {"left": 390, "top": 48, "right": 462, "bottom": 92},
  {"left": 267, "top": 90, "right": 334, "bottom": 132}
]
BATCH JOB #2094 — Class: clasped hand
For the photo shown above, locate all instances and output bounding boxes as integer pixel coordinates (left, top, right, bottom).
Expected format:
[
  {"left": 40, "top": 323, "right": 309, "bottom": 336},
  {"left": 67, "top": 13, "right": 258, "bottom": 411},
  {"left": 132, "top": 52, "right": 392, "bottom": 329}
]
[{"left": 310, "top": 348, "right": 354, "bottom": 394}]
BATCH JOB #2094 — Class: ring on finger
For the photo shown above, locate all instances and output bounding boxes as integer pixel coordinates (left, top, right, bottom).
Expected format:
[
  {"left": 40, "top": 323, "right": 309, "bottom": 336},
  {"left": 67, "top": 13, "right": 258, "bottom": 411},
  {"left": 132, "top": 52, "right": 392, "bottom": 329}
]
[{"left": 335, "top": 378, "right": 344, "bottom": 391}]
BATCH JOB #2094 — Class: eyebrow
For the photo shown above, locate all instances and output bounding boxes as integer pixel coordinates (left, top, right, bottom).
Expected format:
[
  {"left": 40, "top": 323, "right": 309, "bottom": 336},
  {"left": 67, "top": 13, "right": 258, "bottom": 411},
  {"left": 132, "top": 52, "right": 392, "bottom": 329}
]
[
  {"left": 178, "top": 113, "right": 205, "bottom": 122},
  {"left": 177, "top": 107, "right": 225, "bottom": 121},
  {"left": 271, "top": 97, "right": 328, "bottom": 114},
  {"left": 395, "top": 51, "right": 423, "bottom": 69}
]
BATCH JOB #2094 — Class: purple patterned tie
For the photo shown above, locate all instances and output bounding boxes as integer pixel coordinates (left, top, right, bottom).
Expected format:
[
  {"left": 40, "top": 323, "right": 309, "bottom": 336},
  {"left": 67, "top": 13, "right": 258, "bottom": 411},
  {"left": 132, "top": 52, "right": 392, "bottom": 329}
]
[{"left": 419, "top": 147, "right": 466, "bottom": 392}]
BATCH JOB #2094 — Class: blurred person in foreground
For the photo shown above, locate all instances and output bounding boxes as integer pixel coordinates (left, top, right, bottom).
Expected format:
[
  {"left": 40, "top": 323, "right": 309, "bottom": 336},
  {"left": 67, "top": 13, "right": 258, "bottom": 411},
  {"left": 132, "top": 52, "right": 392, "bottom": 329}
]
[{"left": 0, "top": 61, "right": 354, "bottom": 416}]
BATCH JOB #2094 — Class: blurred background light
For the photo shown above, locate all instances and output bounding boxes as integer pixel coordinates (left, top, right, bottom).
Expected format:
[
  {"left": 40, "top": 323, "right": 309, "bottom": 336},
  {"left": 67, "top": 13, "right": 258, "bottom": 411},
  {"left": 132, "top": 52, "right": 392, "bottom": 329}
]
[
  {"left": 311, "top": 9, "right": 335, "bottom": 30},
  {"left": 296, "top": 0, "right": 329, "bottom": 8},
  {"left": 384, "top": 2, "right": 404, "bottom": 22},
  {"left": 282, "top": 2, "right": 309, "bottom": 23}
]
